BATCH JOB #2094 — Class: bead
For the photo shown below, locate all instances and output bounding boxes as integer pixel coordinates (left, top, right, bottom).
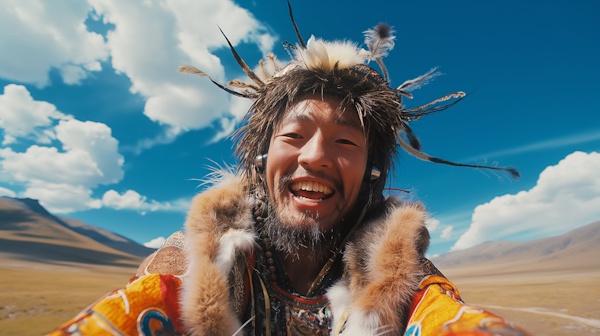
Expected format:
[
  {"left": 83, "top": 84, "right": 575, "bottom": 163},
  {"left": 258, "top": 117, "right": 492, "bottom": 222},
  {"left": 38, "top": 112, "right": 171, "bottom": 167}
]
[
  {"left": 265, "top": 251, "right": 273, "bottom": 258},
  {"left": 267, "top": 258, "right": 275, "bottom": 265},
  {"left": 263, "top": 237, "right": 270, "bottom": 245},
  {"left": 269, "top": 265, "right": 276, "bottom": 273},
  {"left": 254, "top": 210, "right": 261, "bottom": 217},
  {"left": 270, "top": 273, "right": 277, "bottom": 281},
  {"left": 256, "top": 216, "right": 264, "bottom": 222}
]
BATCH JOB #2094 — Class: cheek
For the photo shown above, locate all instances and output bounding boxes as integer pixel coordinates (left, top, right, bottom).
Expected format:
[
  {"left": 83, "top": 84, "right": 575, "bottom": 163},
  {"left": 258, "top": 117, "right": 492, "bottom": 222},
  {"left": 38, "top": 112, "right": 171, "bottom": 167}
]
[
  {"left": 338, "top": 154, "right": 368, "bottom": 193},
  {"left": 266, "top": 142, "right": 295, "bottom": 194}
]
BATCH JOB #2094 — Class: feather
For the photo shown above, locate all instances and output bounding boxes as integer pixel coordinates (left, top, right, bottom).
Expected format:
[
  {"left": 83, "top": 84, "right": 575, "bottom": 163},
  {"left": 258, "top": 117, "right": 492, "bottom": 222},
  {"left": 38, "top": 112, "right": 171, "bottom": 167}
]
[
  {"left": 227, "top": 79, "right": 260, "bottom": 91},
  {"left": 402, "top": 122, "right": 422, "bottom": 151},
  {"left": 404, "top": 92, "right": 466, "bottom": 120},
  {"left": 178, "top": 65, "right": 254, "bottom": 98},
  {"left": 397, "top": 137, "right": 520, "bottom": 179},
  {"left": 375, "top": 58, "right": 389, "bottom": 83},
  {"left": 287, "top": 0, "right": 306, "bottom": 48},
  {"left": 266, "top": 53, "right": 281, "bottom": 73},
  {"left": 177, "top": 65, "right": 208, "bottom": 77},
  {"left": 397, "top": 67, "right": 442, "bottom": 92},
  {"left": 217, "top": 26, "right": 265, "bottom": 87},
  {"left": 364, "top": 23, "right": 396, "bottom": 62},
  {"left": 294, "top": 36, "right": 367, "bottom": 73}
]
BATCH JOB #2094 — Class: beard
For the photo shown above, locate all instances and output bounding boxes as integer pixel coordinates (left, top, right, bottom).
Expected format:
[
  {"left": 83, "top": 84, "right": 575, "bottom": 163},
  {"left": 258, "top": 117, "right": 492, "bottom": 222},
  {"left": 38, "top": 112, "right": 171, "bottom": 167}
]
[{"left": 258, "top": 172, "right": 353, "bottom": 261}]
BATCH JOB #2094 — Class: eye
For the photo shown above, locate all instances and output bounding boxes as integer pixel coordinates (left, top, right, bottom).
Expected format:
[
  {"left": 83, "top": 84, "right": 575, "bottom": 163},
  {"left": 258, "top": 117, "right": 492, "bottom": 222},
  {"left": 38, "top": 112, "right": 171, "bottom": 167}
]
[
  {"left": 282, "top": 133, "right": 303, "bottom": 139},
  {"left": 336, "top": 139, "right": 357, "bottom": 146}
]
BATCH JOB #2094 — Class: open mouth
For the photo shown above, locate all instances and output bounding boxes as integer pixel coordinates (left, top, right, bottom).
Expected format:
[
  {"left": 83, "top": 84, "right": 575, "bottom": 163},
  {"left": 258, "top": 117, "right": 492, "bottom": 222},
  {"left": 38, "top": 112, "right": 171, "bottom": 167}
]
[{"left": 289, "top": 181, "right": 334, "bottom": 203}]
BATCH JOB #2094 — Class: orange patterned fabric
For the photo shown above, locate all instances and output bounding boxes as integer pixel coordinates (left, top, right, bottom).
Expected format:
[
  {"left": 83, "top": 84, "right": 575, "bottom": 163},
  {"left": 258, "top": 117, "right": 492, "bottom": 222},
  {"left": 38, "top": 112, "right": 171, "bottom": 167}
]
[
  {"left": 405, "top": 275, "right": 532, "bottom": 336},
  {"left": 47, "top": 274, "right": 184, "bottom": 336}
]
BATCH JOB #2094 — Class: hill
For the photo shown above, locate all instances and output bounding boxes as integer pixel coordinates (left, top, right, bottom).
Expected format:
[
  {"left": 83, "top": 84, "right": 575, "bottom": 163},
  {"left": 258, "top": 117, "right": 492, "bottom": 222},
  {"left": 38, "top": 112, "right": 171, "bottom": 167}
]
[
  {"left": 0, "top": 196, "right": 154, "bottom": 257},
  {"left": 431, "top": 220, "right": 600, "bottom": 276},
  {"left": 0, "top": 199, "right": 143, "bottom": 266}
]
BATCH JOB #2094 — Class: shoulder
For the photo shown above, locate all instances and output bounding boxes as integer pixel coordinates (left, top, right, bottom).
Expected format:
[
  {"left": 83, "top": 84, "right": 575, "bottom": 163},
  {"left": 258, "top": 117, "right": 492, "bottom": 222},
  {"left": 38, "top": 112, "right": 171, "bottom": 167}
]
[
  {"left": 407, "top": 258, "right": 533, "bottom": 336},
  {"left": 136, "top": 231, "right": 189, "bottom": 277}
]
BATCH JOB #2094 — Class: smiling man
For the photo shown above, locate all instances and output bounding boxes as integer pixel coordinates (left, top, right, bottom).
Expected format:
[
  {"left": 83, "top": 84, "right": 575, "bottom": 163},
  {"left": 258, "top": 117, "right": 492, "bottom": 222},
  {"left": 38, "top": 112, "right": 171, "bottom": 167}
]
[{"left": 49, "top": 15, "right": 531, "bottom": 336}]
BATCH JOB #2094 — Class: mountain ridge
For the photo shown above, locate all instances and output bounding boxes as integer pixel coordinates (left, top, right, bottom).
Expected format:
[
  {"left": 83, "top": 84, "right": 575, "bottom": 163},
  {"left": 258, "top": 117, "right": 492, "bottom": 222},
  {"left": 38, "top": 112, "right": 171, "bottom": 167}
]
[{"left": 431, "top": 220, "right": 600, "bottom": 274}]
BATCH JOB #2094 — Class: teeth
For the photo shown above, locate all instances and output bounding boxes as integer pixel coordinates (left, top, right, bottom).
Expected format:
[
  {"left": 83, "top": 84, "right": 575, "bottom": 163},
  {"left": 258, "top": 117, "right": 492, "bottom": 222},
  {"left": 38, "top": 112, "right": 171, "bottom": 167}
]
[
  {"left": 298, "top": 196, "right": 322, "bottom": 202},
  {"left": 290, "top": 181, "right": 333, "bottom": 195}
]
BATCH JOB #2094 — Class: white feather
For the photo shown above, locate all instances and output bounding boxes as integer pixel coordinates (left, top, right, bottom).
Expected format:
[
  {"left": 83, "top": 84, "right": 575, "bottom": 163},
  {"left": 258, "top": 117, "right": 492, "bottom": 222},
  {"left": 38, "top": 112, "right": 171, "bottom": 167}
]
[
  {"left": 294, "top": 37, "right": 367, "bottom": 73},
  {"left": 363, "top": 27, "right": 395, "bottom": 61},
  {"left": 397, "top": 67, "right": 442, "bottom": 92}
]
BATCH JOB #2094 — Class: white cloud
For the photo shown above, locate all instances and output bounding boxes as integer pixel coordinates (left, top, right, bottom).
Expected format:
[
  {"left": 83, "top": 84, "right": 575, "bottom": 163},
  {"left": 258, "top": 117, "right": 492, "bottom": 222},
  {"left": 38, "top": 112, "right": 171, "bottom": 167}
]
[
  {"left": 440, "top": 226, "right": 453, "bottom": 239},
  {"left": 0, "top": 0, "right": 108, "bottom": 87},
  {"left": 102, "top": 189, "right": 190, "bottom": 214},
  {"left": 144, "top": 236, "right": 165, "bottom": 249},
  {"left": 23, "top": 181, "right": 102, "bottom": 213},
  {"left": 0, "top": 119, "right": 123, "bottom": 188},
  {"left": 1, "top": 1, "right": 276, "bottom": 148},
  {"left": 452, "top": 151, "right": 600, "bottom": 251},
  {"left": 0, "top": 86, "right": 125, "bottom": 213},
  {"left": 463, "top": 130, "right": 600, "bottom": 162},
  {"left": 0, "top": 186, "right": 16, "bottom": 197},
  {"left": 0, "top": 84, "right": 72, "bottom": 145},
  {"left": 87, "top": 0, "right": 276, "bottom": 143}
]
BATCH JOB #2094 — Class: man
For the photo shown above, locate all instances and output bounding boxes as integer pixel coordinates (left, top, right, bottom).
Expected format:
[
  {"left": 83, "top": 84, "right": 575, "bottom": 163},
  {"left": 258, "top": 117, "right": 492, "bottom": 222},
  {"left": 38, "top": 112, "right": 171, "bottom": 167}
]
[{"left": 49, "top": 10, "right": 530, "bottom": 336}]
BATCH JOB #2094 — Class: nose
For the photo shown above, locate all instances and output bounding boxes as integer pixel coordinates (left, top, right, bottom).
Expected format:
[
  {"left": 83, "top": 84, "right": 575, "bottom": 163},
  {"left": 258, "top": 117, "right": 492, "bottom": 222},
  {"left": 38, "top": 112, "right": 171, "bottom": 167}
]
[{"left": 298, "top": 132, "right": 333, "bottom": 171}]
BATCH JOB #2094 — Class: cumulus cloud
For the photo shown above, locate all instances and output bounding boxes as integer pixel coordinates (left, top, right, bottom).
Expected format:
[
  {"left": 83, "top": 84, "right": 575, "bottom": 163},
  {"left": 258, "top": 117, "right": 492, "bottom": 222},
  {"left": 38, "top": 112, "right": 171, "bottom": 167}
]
[
  {"left": 0, "top": 84, "right": 71, "bottom": 145},
  {"left": 0, "top": 1, "right": 276, "bottom": 148},
  {"left": 0, "top": 186, "right": 16, "bottom": 197},
  {"left": 0, "top": 119, "right": 123, "bottom": 188},
  {"left": 144, "top": 236, "right": 165, "bottom": 249},
  {"left": 88, "top": 0, "right": 276, "bottom": 145},
  {"left": 440, "top": 226, "right": 453, "bottom": 239},
  {"left": 452, "top": 151, "right": 600, "bottom": 251},
  {"left": 0, "top": 0, "right": 108, "bottom": 87},
  {"left": 101, "top": 189, "right": 188, "bottom": 214},
  {"left": 0, "top": 86, "right": 125, "bottom": 212}
]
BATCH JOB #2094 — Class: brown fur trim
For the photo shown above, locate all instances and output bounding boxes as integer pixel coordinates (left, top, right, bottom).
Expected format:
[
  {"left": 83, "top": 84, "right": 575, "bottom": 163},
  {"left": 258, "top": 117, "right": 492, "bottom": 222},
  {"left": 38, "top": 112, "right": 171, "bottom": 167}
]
[
  {"left": 329, "top": 199, "right": 428, "bottom": 335},
  {"left": 180, "top": 174, "right": 256, "bottom": 336}
]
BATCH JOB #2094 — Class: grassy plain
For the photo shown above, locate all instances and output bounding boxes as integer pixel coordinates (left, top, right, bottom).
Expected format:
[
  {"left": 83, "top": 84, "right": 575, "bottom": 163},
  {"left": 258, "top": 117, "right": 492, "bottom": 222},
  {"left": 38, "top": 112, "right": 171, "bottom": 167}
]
[
  {"left": 445, "top": 268, "right": 600, "bottom": 336},
  {"left": 0, "top": 259, "right": 137, "bottom": 336}
]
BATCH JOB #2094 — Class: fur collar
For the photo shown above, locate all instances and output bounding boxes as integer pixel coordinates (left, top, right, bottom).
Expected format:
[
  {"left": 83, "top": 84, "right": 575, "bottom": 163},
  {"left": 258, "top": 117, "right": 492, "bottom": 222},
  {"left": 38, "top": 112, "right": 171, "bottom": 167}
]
[{"left": 181, "top": 173, "right": 428, "bottom": 336}]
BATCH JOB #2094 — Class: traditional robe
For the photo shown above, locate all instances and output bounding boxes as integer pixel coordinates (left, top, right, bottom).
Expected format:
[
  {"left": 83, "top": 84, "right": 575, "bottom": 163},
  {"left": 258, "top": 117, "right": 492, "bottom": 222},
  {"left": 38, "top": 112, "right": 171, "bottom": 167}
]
[{"left": 48, "top": 175, "right": 532, "bottom": 336}]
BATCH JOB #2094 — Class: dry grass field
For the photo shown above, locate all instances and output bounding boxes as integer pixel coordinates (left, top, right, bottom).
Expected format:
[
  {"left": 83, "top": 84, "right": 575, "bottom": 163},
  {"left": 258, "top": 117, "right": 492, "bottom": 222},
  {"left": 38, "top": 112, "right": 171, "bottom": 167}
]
[
  {"left": 2, "top": 260, "right": 599, "bottom": 336},
  {"left": 0, "top": 259, "right": 138, "bottom": 336},
  {"left": 444, "top": 268, "right": 600, "bottom": 336}
]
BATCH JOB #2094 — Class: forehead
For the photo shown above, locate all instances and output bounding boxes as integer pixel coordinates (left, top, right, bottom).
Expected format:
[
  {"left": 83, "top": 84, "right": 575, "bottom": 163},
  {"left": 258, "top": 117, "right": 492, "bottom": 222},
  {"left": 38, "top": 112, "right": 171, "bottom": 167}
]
[{"left": 279, "top": 94, "right": 363, "bottom": 131}]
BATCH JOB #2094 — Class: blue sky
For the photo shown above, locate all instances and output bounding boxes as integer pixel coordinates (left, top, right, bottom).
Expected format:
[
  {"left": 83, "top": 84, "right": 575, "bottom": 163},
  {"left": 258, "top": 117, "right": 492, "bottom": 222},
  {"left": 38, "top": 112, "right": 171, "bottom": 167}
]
[{"left": 0, "top": 0, "right": 598, "bottom": 256}]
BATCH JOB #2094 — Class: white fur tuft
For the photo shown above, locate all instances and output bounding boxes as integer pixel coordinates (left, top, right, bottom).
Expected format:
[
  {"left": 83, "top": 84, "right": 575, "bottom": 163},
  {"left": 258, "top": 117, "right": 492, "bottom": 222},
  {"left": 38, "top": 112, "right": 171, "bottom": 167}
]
[
  {"left": 342, "top": 307, "right": 384, "bottom": 336},
  {"left": 294, "top": 37, "right": 368, "bottom": 73},
  {"left": 326, "top": 279, "right": 351, "bottom": 333},
  {"left": 215, "top": 229, "right": 256, "bottom": 276}
]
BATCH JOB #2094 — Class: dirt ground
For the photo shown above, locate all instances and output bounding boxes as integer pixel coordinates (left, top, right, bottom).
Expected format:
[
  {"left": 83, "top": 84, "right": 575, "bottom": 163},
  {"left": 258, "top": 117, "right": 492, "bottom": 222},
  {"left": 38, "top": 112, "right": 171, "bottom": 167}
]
[{"left": 0, "top": 260, "right": 137, "bottom": 336}]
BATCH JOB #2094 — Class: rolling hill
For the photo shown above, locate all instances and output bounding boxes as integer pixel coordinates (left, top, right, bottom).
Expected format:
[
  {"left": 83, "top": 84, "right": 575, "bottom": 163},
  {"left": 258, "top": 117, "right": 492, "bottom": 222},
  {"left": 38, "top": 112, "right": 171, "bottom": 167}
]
[
  {"left": 431, "top": 220, "right": 600, "bottom": 276},
  {"left": 0, "top": 198, "right": 151, "bottom": 266},
  {"left": 0, "top": 196, "right": 154, "bottom": 258}
]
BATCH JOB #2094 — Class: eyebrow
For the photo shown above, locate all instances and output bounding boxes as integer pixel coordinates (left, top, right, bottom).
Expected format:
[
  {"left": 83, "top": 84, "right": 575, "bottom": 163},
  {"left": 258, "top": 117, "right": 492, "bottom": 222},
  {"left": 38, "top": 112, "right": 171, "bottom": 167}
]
[{"left": 282, "top": 112, "right": 364, "bottom": 133}]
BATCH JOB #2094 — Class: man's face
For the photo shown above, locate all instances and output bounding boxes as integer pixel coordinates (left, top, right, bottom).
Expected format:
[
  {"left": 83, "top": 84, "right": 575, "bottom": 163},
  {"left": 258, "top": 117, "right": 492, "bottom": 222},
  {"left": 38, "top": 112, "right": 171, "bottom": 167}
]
[{"left": 266, "top": 94, "right": 368, "bottom": 232}]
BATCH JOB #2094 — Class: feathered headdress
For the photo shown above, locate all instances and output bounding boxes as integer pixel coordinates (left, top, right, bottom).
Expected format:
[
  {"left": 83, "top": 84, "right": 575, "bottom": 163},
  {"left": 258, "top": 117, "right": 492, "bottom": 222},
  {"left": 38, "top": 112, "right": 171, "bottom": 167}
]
[{"left": 179, "top": 2, "right": 519, "bottom": 198}]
